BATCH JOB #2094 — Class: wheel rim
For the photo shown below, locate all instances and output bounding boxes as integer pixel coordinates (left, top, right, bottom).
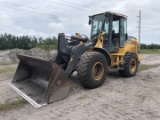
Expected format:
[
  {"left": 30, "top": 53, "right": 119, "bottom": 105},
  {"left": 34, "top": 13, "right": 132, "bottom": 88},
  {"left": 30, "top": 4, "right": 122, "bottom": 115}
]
[
  {"left": 130, "top": 59, "right": 136, "bottom": 72},
  {"left": 92, "top": 62, "right": 104, "bottom": 80}
]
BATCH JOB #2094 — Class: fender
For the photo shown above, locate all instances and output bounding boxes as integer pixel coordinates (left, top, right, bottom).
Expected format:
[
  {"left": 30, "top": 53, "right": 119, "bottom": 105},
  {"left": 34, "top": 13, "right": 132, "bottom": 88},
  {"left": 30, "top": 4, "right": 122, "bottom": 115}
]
[{"left": 90, "top": 47, "right": 111, "bottom": 66}]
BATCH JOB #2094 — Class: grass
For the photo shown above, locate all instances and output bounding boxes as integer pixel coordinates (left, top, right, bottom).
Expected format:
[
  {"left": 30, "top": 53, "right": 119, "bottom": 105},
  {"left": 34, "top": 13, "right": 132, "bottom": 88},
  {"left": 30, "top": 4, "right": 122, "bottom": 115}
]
[
  {"left": 0, "top": 62, "right": 18, "bottom": 66},
  {"left": 0, "top": 67, "right": 16, "bottom": 74},
  {"left": 140, "top": 49, "right": 160, "bottom": 54},
  {"left": 139, "top": 64, "right": 160, "bottom": 72},
  {"left": 0, "top": 99, "right": 28, "bottom": 111}
]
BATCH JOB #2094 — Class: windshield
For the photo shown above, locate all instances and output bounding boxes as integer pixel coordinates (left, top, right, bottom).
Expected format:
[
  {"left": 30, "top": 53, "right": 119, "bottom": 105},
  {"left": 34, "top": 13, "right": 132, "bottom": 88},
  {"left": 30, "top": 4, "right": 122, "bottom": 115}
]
[{"left": 91, "top": 15, "right": 109, "bottom": 36}]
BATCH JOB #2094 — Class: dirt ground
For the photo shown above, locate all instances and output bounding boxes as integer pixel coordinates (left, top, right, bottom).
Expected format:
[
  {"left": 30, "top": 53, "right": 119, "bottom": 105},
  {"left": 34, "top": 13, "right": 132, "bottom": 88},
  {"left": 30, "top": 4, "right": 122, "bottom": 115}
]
[{"left": 0, "top": 54, "right": 160, "bottom": 120}]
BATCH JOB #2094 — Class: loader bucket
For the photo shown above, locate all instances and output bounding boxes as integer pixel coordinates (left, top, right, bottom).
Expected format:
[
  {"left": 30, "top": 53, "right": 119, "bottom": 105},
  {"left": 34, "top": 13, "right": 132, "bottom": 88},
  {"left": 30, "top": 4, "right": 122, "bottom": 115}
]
[{"left": 10, "top": 55, "right": 70, "bottom": 108}]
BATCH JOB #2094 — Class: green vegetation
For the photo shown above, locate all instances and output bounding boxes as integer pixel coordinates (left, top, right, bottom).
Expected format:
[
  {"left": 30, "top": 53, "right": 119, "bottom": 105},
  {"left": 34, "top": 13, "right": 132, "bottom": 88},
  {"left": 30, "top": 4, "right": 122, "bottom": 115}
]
[
  {"left": 141, "top": 43, "right": 160, "bottom": 49},
  {"left": 140, "top": 43, "right": 160, "bottom": 54},
  {"left": 0, "top": 67, "right": 16, "bottom": 74},
  {"left": 0, "top": 62, "right": 18, "bottom": 66},
  {"left": 0, "top": 33, "right": 57, "bottom": 50},
  {"left": 0, "top": 99, "right": 28, "bottom": 111},
  {"left": 1, "top": 33, "right": 160, "bottom": 51},
  {"left": 140, "top": 49, "right": 160, "bottom": 54},
  {"left": 138, "top": 64, "right": 160, "bottom": 72},
  {"left": 36, "top": 37, "right": 57, "bottom": 50}
]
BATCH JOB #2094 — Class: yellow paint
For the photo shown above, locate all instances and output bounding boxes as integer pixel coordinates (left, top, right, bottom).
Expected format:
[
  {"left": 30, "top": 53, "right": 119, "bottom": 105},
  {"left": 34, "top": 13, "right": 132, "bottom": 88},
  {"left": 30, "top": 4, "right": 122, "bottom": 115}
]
[
  {"left": 95, "top": 37, "right": 102, "bottom": 47},
  {"left": 110, "top": 38, "right": 141, "bottom": 68},
  {"left": 82, "top": 35, "right": 141, "bottom": 69},
  {"left": 75, "top": 33, "right": 83, "bottom": 45},
  {"left": 76, "top": 33, "right": 80, "bottom": 37},
  {"left": 76, "top": 33, "right": 88, "bottom": 45},
  {"left": 94, "top": 32, "right": 104, "bottom": 47},
  {"left": 92, "top": 62, "right": 104, "bottom": 80},
  {"left": 130, "top": 59, "right": 136, "bottom": 72},
  {"left": 79, "top": 41, "right": 83, "bottom": 44},
  {"left": 138, "top": 54, "right": 142, "bottom": 61}
]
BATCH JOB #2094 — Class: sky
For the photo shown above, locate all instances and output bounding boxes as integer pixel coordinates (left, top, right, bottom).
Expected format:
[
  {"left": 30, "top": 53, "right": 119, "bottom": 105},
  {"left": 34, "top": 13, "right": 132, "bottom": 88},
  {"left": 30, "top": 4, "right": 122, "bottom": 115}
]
[{"left": 0, "top": 0, "right": 159, "bottom": 44}]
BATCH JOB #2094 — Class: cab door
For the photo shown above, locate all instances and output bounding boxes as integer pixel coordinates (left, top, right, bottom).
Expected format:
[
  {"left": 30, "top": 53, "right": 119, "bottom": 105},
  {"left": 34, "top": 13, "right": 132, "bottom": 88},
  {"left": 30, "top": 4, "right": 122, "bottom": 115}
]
[{"left": 119, "top": 17, "right": 127, "bottom": 47}]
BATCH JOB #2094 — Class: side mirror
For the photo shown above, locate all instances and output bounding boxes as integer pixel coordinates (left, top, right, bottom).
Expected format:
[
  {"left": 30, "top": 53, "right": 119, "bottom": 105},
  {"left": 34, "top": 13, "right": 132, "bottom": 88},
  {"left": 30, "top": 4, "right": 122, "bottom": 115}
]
[
  {"left": 88, "top": 17, "right": 92, "bottom": 25},
  {"left": 126, "top": 33, "right": 128, "bottom": 40}
]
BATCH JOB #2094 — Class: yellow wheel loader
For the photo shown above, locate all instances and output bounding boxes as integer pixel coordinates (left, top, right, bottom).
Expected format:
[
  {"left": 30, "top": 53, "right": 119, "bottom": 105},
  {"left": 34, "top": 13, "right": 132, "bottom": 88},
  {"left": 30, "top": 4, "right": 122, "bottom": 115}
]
[{"left": 10, "top": 12, "right": 141, "bottom": 108}]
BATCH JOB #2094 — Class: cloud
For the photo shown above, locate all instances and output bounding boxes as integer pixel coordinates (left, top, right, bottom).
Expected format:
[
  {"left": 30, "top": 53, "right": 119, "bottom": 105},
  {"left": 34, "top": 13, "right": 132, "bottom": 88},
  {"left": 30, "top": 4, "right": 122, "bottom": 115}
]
[
  {"left": 0, "top": 0, "right": 159, "bottom": 44},
  {"left": 48, "top": 22, "right": 65, "bottom": 33}
]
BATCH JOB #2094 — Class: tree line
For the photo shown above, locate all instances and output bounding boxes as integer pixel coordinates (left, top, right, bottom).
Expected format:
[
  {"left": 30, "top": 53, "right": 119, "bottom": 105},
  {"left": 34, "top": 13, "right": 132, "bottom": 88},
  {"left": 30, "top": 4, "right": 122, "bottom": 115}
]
[
  {"left": 0, "top": 33, "right": 57, "bottom": 50},
  {"left": 0, "top": 33, "right": 160, "bottom": 50},
  {"left": 140, "top": 43, "right": 160, "bottom": 49}
]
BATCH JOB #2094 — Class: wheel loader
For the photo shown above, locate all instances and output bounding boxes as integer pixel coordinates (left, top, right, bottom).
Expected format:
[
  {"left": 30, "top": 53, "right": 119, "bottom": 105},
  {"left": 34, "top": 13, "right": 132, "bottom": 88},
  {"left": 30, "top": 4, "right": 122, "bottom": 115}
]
[{"left": 10, "top": 11, "right": 141, "bottom": 108}]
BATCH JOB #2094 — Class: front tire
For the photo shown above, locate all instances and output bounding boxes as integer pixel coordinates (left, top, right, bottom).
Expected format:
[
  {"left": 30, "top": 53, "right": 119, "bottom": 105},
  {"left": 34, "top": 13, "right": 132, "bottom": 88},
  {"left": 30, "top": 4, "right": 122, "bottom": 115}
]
[{"left": 77, "top": 51, "right": 108, "bottom": 89}]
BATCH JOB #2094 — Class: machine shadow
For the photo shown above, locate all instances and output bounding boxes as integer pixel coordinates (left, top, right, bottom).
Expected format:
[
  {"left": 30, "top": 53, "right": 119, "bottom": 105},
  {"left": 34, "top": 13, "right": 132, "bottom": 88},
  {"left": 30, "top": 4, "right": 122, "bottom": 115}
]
[{"left": 68, "top": 69, "right": 122, "bottom": 89}]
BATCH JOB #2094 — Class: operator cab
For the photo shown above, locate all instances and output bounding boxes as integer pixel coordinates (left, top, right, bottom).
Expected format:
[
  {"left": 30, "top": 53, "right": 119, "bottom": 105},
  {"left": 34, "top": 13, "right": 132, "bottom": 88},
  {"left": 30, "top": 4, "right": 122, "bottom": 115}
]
[{"left": 89, "top": 12, "right": 128, "bottom": 53}]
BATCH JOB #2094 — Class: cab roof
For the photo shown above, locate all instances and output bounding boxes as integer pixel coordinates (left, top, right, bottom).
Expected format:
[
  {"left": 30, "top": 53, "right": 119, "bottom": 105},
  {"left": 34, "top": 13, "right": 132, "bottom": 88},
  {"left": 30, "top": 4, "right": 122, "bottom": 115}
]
[{"left": 90, "top": 11, "right": 128, "bottom": 18}]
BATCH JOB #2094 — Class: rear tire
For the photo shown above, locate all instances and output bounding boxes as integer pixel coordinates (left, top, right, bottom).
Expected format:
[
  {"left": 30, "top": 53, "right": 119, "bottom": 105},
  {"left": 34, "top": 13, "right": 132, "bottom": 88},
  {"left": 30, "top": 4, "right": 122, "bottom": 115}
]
[
  {"left": 119, "top": 53, "right": 138, "bottom": 77},
  {"left": 77, "top": 51, "right": 108, "bottom": 89}
]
